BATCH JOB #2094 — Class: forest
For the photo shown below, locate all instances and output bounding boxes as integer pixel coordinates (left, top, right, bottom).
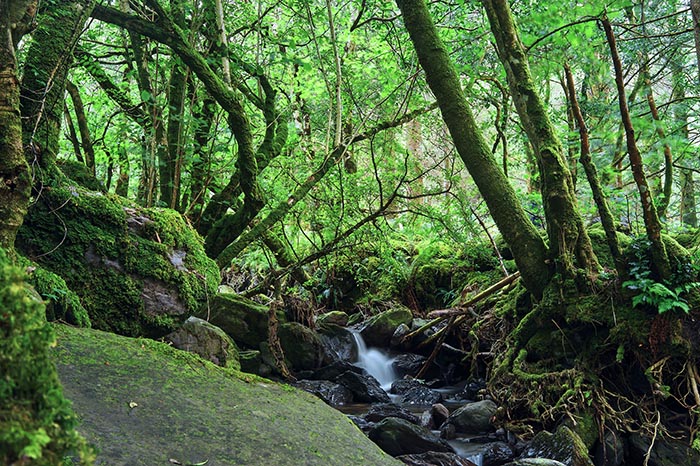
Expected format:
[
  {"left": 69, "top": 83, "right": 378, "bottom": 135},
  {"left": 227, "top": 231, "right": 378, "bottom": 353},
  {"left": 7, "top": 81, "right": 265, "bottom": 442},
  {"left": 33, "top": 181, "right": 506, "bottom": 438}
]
[{"left": 2, "top": 0, "right": 700, "bottom": 464}]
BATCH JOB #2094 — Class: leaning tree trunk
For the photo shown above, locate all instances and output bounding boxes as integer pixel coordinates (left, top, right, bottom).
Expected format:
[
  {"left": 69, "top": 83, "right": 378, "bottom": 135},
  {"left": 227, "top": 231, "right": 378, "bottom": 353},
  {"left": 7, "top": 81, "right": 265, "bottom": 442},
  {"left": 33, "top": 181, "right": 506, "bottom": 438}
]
[
  {"left": 482, "top": 0, "right": 599, "bottom": 281},
  {"left": 564, "top": 64, "right": 623, "bottom": 275},
  {"left": 395, "top": 0, "right": 551, "bottom": 298},
  {"left": 21, "top": 0, "right": 96, "bottom": 180},
  {"left": 602, "top": 16, "right": 671, "bottom": 280},
  {"left": 0, "top": 0, "right": 34, "bottom": 250}
]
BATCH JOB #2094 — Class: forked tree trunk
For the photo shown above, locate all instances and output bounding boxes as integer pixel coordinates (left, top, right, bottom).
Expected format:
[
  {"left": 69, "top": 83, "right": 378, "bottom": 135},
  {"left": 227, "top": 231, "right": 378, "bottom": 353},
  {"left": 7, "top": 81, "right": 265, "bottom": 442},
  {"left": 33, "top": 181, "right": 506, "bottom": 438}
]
[
  {"left": 602, "top": 16, "right": 671, "bottom": 280},
  {"left": 395, "top": 0, "right": 551, "bottom": 298},
  {"left": 482, "top": 0, "right": 599, "bottom": 281}
]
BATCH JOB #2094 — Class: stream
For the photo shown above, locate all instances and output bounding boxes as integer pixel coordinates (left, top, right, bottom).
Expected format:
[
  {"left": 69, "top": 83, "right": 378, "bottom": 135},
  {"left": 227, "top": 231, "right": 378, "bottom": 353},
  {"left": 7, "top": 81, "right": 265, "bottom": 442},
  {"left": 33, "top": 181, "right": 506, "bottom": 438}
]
[{"left": 347, "top": 330, "right": 485, "bottom": 466}]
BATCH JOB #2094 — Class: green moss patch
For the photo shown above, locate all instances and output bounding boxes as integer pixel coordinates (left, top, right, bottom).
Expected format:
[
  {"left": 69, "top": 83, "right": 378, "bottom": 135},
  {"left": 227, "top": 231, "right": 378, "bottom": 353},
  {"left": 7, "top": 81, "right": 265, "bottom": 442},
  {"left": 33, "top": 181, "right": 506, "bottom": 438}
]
[{"left": 17, "top": 185, "right": 219, "bottom": 337}]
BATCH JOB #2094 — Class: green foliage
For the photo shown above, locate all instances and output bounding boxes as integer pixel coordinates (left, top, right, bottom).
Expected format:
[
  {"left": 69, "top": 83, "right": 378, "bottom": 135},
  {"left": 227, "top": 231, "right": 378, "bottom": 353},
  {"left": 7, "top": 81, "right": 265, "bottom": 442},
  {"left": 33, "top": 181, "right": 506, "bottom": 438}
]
[
  {"left": 623, "top": 237, "right": 699, "bottom": 314},
  {"left": 0, "top": 248, "right": 93, "bottom": 465}
]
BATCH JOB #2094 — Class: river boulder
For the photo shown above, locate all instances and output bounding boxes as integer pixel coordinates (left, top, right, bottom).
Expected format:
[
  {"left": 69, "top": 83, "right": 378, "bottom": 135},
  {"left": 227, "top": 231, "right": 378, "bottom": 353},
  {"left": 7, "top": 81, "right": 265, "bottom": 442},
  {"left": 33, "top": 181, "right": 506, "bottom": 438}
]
[
  {"left": 397, "top": 451, "right": 477, "bottom": 466},
  {"left": 520, "top": 425, "right": 593, "bottom": 466},
  {"left": 53, "top": 324, "right": 401, "bottom": 465},
  {"left": 365, "top": 403, "right": 420, "bottom": 425},
  {"left": 335, "top": 370, "right": 391, "bottom": 403},
  {"left": 359, "top": 305, "right": 413, "bottom": 347},
  {"left": 368, "top": 417, "right": 454, "bottom": 456},
  {"left": 164, "top": 316, "right": 240, "bottom": 369},
  {"left": 445, "top": 399, "right": 498, "bottom": 434},
  {"left": 294, "top": 379, "right": 353, "bottom": 406}
]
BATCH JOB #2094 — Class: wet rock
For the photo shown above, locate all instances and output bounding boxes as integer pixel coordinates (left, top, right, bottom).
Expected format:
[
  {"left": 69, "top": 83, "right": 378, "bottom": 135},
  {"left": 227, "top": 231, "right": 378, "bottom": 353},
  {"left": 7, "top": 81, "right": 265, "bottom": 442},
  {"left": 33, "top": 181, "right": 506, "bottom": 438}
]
[
  {"left": 316, "top": 310, "right": 349, "bottom": 326},
  {"left": 369, "top": 417, "right": 455, "bottom": 456},
  {"left": 365, "top": 403, "right": 420, "bottom": 425},
  {"left": 593, "top": 429, "right": 624, "bottom": 466},
  {"left": 392, "top": 353, "right": 428, "bottom": 378},
  {"left": 165, "top": 316, "right": 240, "bottom": 369},
  {"left": 447, "top": 399, "right": 498, "bottom": 434},
  {"left": 431, "top": 403, "right": 450, "bottom": 429},
  {"left": 390, "top": 323, "right": 410, "bottom": 348},
  {"left": 294, "top": 380, "right": 353, "bottom": 406},
  {"left": 502, "top": 460, "right": 567, "bottom": 466},
  {"left": 456, "top": 379, "right": 487, "bottom": 402},
  {"left": 397, "top": 451, "right": 477, "bottom": 466},
  {"left": 360, "top": 306, "right": 413, "bottom": 347},
  {"left": 336, "top": 370, "right": 391, "bottom": 403},
  {"left": 349, "top": 414, "right": 371, "bottom": 432},
  {"left": 390, "top": 378, "right": 443, "bottom": 405},
  {"left": 318, "top": 324, "right": 356, "bottom": 361},
  {"left": 482, "top": 441, "right": 516, "bottom": 466},
  {"left": 278, "top": 322, "right": 332, "bottom": 371},
  {"left": 627, "top": 432, "right": 700, "bottom": 466},
  {"left": 520, "top": 425, "right": 593, "bottom": 466},
  {"left": 310, "top": 360, "right": 364, "bottom": 381}
]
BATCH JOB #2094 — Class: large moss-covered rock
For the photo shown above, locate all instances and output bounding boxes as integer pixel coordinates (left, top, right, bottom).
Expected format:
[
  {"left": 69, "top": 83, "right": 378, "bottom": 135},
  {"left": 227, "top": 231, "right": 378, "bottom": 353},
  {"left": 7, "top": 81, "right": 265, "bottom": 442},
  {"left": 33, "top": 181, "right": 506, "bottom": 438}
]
[
  {"left": 360, "top": 305, "right": 413, "bottom": 347},
  {"left": 52, "top": 324, "right": 400, "bottom": 465},
  {"left": 17, "top": 185, "right": 219, "bottom": 337},
  {"left": 202, "top": 292, "right": 286, "bottom": 348},
  {"left": 0, "top": 249, "right": 92, "bottom": 465},
  {"left": 586, "top": 225, "right": 630, "bottom": 270}
]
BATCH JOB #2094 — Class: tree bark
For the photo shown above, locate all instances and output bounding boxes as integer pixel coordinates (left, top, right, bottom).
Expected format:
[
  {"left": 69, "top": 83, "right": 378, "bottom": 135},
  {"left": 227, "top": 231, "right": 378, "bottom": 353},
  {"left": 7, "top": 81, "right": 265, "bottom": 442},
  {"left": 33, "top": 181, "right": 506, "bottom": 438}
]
[
  {"left": 0, "top": 0, "right": 34, "bottom": 249},
  {"left": 66, "top": 80, "right": 96, "bottom": 176},
  {"left": 21, "top": 0, "right": 96, "bottom": 179},
  {"left": 482, "top": 0, "right": 599, "bottom": 281},
  {"left": 602, "top": 16, "right": 670, "bottom": 280},
  {"left": 395, "top": 0, "right": 551, "bottom": 297},
  {"left": 564, "top": 64, "right": 623, "bottom": 275},
  {"left": 692, "top": 0, "right": 700, "bottom": 83}
]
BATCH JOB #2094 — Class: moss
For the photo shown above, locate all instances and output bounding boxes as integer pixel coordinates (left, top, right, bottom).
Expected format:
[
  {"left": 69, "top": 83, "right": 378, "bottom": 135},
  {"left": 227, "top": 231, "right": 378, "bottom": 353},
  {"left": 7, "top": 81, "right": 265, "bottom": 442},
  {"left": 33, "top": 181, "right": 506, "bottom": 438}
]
[
  {"left": 16, "top": 184, "right": 219, "bottom": 338},
  {"left": 57, "top": 159, "right": 105, "bottom": 192},
  {"left": 51, "top": 324, "right": 400, "bottom": 465},
  {"left": 15, "top": 256, "right": 90, "bottom": 327},
  {"left": 0, "top": 248, "right": 93, "bottom": 465},
  {"left": 586, "top": 224, "right": 631, "bottom": 270}
]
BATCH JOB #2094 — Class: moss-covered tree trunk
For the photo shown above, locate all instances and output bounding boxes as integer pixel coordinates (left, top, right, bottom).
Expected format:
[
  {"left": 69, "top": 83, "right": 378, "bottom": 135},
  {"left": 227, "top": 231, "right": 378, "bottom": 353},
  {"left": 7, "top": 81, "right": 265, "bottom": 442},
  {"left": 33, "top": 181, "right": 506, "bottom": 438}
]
[
  {"left": 482, "top": 0, "right": 599, "bottom": 281},
  {"left": 65, "top": 80, "right": 96, "bottom": 176},
  {"left": 395, "top": 0, "right": 551, "bottom": 297},
  {"left": 92, "top": 3, "right": 265, "bottom": 248},
  {"left": 0, "top": 0, "right": 33, "bottom": 250},
  {"left": 20, "top": 0, "right": 96, "bottom": 180}
]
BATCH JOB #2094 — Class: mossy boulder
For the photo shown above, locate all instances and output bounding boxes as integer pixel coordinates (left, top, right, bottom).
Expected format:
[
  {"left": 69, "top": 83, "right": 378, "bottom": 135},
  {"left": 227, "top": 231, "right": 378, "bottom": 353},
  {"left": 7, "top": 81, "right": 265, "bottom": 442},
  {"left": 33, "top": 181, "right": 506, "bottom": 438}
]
[
  {"left": 277, "top": 322, "right": 333, "bottom": 371},
  {"left": 520, "top": 425, "right": 594, "bottom": 466},
  {"left": 368, "top": 417, "right": 454, "bottom": 457},
  {"left": 165, "top": 316, "right": 240, "bottom": 370},
  {"left": 17, "top": 185, "right": 219, "bottom": 337},
  {"left": 19, "top": 258, "right": 91, "bottom": 327},
  {"left": 586, "top": 225, "right": 631, "bottom": 270},
  {"left": 57, "top": 158, "right": 105, "bottom": 192},
  {"left": 52, "top": 324, "right": 400, "bottom": 465},
  {"left": 0, "top": 248, "right": 92, "bottom": 465},
  {"left": 360, "top": 305, "right": 413, "bottom": 347},
  {"left": 202, "top": 292, "right": 286, "bottom": 348},
  {"left": 316, "top": 310, "right": 349, "bottom": 327}
]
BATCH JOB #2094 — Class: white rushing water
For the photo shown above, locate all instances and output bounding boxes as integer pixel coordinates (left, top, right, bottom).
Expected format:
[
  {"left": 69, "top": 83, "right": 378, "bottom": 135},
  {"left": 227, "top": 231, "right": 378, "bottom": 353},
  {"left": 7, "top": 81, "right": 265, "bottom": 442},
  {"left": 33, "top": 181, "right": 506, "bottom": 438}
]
[{"left": 350, "top": 331, "right": 398, "bottom": 391}]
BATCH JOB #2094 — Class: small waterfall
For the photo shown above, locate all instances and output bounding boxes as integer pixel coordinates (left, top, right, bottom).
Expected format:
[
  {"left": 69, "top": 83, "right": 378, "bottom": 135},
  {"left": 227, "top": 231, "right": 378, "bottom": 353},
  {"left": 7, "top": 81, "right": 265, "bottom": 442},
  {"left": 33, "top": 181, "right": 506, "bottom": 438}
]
[{"left": 350, "top": 331, "right": 398, "bottom": 391}]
